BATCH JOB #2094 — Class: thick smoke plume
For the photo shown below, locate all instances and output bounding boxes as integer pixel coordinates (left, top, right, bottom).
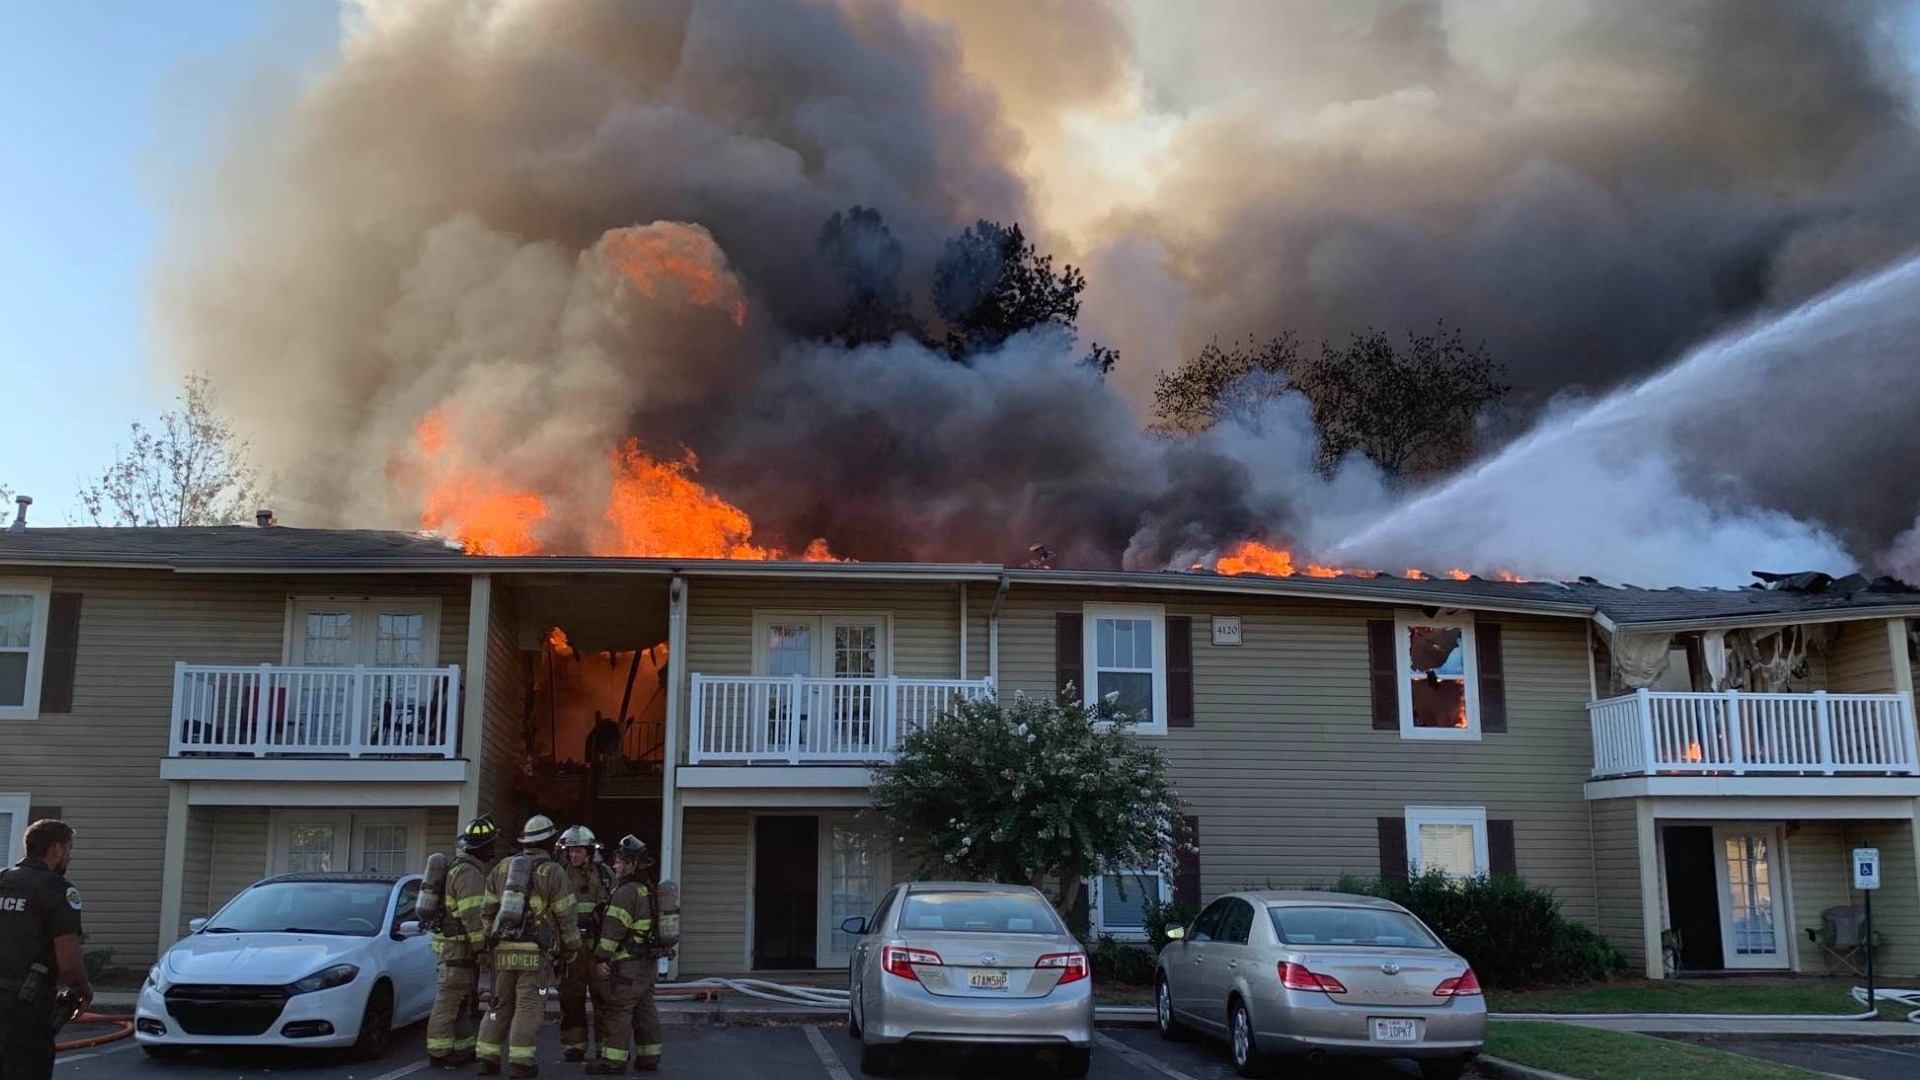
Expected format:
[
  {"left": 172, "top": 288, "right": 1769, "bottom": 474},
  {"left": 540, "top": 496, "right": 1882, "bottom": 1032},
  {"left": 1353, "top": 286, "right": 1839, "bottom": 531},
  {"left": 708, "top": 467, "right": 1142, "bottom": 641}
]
[{"left": 157, "top": 0, "right": 1920, "bottom": 581}]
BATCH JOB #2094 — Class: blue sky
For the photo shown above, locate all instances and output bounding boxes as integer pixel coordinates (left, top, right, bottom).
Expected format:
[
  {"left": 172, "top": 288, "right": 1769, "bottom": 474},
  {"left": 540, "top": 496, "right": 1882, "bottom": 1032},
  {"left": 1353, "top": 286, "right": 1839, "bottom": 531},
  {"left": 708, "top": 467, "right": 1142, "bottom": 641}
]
[{"left": 0, "top": 2, "right": 336, "bottom": 523}]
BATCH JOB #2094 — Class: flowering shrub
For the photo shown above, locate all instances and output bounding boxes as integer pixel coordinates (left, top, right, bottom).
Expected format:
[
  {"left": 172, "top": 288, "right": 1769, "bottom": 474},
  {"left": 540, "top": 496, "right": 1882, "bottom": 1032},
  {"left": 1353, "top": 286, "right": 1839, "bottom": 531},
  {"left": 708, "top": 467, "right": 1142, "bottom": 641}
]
[{"left": 870, "top": 690, "right": 1187, "bottom": 917}]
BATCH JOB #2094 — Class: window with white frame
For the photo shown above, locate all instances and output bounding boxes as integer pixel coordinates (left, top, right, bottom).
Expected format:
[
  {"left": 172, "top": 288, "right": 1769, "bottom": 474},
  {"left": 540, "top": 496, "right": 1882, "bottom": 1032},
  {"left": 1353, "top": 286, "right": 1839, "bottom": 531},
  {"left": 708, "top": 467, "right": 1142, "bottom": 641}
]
[
  {"left": 1092, "top": 868, "right": 1168, "bottom": 940},
  {"left": 270, "top": 810, "right": 425, "bottom": 876},
  {"left": 359, "top": 824, "right": 411, "bottom": 875},
  {"left": 1405, "top": 806, "right": 1488, "bottom": 878},
  {"left": 288, "top": 598, "right": 441, "bottom": 667},
  {"left": 1396, "top": 610, "right": 1479, "bottom": 739},
  {"left": 0, "top": 793, "right": 30, "bottom": 864},
  {"left": 1083, "top": 604, "right": 1168, "bottom": 735},
  {"left": 0, "top": 579, "right": 52, "bottom": 718}
]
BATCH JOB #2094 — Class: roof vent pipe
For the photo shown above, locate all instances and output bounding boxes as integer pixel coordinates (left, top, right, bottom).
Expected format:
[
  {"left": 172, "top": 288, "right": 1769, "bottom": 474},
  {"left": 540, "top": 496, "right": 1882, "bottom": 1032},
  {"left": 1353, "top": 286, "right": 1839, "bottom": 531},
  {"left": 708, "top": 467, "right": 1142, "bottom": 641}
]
[
  {"left": 8, "top": 496, "right": 30, "bottom": 533},
  {"left": 255, "top": 509, "right": 276, "bottom": 528}
]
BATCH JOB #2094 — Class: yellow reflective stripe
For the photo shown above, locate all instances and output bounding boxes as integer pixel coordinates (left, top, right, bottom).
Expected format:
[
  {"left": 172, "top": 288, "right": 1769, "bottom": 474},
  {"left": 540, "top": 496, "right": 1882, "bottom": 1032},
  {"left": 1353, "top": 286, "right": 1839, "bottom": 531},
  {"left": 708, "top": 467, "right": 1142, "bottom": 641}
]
[
  {"left": 451, "top": 894, "right": 487, "bottom": 913},
  {"left": 605, "top": 906, "right": 636, "bottom": 929},
  {"left": 508, "top": 1046, "right": 537, "bottom": 1062},
  {"left": 603, "top": 1048, "right": 630, "bottom": 1062},
  {"left": 427, "top": 1037, "right": 457, "bottom": 1052},
  {"left": 636, "top": 1044, "right": 662, "bottom": 1056},
  {"left": 476, "top": 1041, "right": 502, "bottom": 1057}
]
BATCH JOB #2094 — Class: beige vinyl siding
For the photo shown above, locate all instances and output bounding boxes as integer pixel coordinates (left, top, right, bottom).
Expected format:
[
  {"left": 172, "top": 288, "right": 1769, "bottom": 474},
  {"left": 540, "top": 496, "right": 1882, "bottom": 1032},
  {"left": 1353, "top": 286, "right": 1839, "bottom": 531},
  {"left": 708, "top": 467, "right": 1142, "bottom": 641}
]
[
  {"left": 965, "top": 582, "right": 992, "bottom": 681},
  {"left": 998, "top": 588, "right": 1601, "bottom": 924},
  {"left": 427, "top": 806, "right": 459, "bottom": 853},
  {"left": 205, "top": 806, "right": 271, "bottom": 919},
  {"left": 1826, "top": 620, "right": 1898, "bottom": 693},
  {"left": 179, "top": 806, "right": 215, "bottom": 938},
  {"left": 479, "top": 585, "right": 525, "bottom": 823},
  {"left": 1588, "top": 800, "right": 1645, "bottom": 967},
  {"left": 1785, "top": 822, "right": 1855, "bottom": 974},
  {"left": 0, "top": 566, "right": 467, "bottom": 964},
  {"left": 678, "top": 807, "right": 751, "bottom": 974}
]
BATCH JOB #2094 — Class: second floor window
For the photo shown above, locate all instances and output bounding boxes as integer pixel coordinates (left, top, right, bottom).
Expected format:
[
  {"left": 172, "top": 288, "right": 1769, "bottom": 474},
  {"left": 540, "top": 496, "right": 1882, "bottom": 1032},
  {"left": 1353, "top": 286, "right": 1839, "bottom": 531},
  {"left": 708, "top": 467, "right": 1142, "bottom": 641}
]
[
  {"left": 1083, "top": 604, "right": 1168, "bottom": 734},
  {"left": 1397, "top": 612, "right": 1480, "bottom": 739},
  {"left": 0, "top": 579, "right": 51, "bottom": 716},
  {"left": 752, "top": 613, "right": 890, "bottom": 678},
  {"left": 290, "top": 598, "right": 441, "bottom": 667}
]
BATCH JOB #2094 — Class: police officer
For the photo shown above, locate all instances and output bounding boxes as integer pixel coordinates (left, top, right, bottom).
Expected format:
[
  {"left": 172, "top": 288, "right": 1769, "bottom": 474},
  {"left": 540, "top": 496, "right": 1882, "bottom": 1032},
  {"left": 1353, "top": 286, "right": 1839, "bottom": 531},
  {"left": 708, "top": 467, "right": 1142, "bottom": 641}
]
[
  {"left": 426, "top": 815, "right": 499, "bottom": 1069},
  {"left": 0, "top": 820, "right": 91, "bottom": 1080},
  {"left": 555, "top": 826, "right": 612, "bottom": 1063},
  {"left": 477, "top": 815, "right": 581, "bottom": 1078},
  {"left": 586, "top": 836, "right": 657, "bottom": 1075}
]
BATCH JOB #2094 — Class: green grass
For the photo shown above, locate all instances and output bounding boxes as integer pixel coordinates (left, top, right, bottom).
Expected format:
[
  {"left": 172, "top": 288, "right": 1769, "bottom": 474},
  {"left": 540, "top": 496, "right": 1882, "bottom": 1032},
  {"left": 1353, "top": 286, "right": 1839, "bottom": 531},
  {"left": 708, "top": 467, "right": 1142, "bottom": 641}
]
[
  {"left": 1093, "top": 984, "right": 1155, "bottom": 1006},
  {"left": 1489, "top": 978, "right": 1914, "bottom": 1019},
  {"left": 1486, "top": 1021, "right": 1831, "bottom": 1080}
]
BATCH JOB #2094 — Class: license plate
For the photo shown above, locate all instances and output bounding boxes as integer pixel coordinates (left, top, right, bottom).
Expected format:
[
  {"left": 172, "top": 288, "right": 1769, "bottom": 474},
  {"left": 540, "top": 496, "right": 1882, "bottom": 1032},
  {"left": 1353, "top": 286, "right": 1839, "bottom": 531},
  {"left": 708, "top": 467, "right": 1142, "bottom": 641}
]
[
  {"left": 968, "top": 970, "right": 1009, "bottom": 991},
  {"left": 1371, "top": 1018, "right": 1420, "bottom": 1042}
]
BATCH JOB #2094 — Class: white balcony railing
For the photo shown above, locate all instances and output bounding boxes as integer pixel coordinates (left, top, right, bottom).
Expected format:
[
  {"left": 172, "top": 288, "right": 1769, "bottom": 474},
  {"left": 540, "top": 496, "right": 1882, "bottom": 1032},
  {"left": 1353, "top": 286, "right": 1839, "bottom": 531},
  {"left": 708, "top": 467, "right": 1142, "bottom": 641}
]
[
  {"left": 171, "top": 663, "right": 461, "bottom": 759},
  {"left": 1589, "top": 689, "right": 1919, "bottom": 779},
  {"left": 688, "top": 675, "right": 995, "bottom": 764}
]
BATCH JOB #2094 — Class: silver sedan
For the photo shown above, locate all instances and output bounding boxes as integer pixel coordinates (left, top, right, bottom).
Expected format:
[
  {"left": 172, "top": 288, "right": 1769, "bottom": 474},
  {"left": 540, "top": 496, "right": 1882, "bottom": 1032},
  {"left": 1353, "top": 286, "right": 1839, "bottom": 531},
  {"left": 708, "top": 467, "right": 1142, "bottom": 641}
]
[
  {"left": 1154, "top": 891, "right": 1485, "bottom": 1079},
  {"left": 844, "top": 881, "right": 1095, "bottom": 1077}
]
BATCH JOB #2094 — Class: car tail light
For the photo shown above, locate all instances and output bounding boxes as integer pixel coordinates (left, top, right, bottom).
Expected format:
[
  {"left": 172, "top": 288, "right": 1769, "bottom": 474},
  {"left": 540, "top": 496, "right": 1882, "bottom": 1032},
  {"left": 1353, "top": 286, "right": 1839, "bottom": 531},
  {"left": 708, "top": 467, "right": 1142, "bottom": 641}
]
[
  {"left": 1278, "top": 962, "right": 1348, "bottom": 994},
  {"left": 1036, "top": 952, "right": 1089, "bottom": 985},
  {"left": 1433, "top": 968, "right": 1482, "bottom": 998},
  {"left": 882, "top": 946, "right": 942, "bottom": 981}
]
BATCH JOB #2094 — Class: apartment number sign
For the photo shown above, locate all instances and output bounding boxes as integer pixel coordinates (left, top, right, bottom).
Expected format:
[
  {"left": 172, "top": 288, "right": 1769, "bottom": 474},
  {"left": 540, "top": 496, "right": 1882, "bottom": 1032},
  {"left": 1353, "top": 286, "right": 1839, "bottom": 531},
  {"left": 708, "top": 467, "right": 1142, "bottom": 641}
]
[{"left": 1211, "top": 615, "right": 1243, "bottom": 646}]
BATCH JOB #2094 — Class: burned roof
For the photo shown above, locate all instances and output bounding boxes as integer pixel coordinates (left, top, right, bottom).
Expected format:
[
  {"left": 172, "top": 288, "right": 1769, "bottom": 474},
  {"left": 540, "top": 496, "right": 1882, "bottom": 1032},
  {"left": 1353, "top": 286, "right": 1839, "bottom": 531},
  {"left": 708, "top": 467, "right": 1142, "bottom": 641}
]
[{"left": 0, "top": 526, "right": 471, "bottom": 566}]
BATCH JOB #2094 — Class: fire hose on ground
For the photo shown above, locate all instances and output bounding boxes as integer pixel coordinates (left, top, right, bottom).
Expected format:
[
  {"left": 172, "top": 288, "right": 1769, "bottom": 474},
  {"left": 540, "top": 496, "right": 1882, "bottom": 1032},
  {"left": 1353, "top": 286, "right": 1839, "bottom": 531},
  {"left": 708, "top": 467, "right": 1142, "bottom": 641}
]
[
  {"left": 56, "top": 1012, "right": 135, "bottom": 1053},
  {"left": 658, "top": 978, "right": 850, "bottom": 1009}
]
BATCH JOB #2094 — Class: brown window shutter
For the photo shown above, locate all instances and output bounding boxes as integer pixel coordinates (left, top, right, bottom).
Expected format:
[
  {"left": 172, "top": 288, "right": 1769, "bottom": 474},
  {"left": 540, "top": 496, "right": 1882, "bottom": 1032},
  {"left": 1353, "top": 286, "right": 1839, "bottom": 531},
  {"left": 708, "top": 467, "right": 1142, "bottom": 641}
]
[
  {"left": 1174, "top": 816, "right": 1201, "bottom": 908},
  {"left": 1476, "top": 622, "right": 1506, "bottom": 733},
  {"left": 1055, "top": 613, "right": 1084, "bottom": 702},
  {"left": 1488, "top": 819, "right": 1517, "bottom": 878},
  {"left": 39, "top": 592, "right": 82, "bottom": 714},
  {"left": 1367, "top": 620, "right": 1398, "bottom": 730},
  {"left": 1167, "top": 616, "right": 1194, "bottom": 728},
  {"left": 1377, "top": 817, "right": 1408, "bottom": 879}
]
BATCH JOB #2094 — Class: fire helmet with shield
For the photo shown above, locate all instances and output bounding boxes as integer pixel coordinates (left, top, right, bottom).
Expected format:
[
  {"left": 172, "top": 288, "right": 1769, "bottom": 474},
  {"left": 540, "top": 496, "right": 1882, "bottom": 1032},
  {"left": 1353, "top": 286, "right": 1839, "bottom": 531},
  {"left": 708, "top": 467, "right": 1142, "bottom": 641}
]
[
  {"left": 559, "top": 825, "right": 598, "bottom": 851},
  {"left": 614, "top": 834, "right": 652, "bottom": 867},
  {"left": 518, "top": 814, "right": 560, "bottom": 846},
  {"left": 460, "top": 814, "right": 499, "bottom": 858}
]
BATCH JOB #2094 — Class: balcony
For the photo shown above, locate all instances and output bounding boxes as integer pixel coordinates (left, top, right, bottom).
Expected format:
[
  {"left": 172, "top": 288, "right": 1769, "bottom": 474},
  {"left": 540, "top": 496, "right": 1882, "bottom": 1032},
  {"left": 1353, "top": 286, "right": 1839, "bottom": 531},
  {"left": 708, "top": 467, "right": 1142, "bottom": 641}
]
[
  {"left": 1589, "top": 689, "right": 1918, "bottom": 780},
  {"left": 169, "top": 662, "right": 461, "bottom": 759},
  {"left": 688, "top": 675, "right": 994, "bottom": 764}
]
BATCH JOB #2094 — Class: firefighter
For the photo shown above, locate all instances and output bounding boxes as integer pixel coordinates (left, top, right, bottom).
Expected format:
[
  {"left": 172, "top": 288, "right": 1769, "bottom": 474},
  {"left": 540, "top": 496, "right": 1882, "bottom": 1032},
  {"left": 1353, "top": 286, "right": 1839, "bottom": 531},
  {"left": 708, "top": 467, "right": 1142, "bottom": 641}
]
[
  {"left": 477, "top": 815, "right": 581, "bottom": 1078},
  {"left": 555, "top": 826, "right": 613, "bottom": 1062},
  {"left": 0, "top": 820, "right": 91, "bottom": 1080},
  {"left": 425, "top": 815, "right": 499, "bottom": 1069},
  {"left": 585, "top": 836, "right": 657, "bottom": 1074}
]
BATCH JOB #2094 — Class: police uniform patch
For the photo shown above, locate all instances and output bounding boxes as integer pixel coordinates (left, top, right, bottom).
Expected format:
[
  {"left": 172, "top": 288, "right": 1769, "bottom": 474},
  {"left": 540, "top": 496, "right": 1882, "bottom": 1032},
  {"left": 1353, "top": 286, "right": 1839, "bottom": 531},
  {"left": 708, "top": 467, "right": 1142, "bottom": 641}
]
[{"left": 66, "top": 886, "right": 83, "bottom": 911}]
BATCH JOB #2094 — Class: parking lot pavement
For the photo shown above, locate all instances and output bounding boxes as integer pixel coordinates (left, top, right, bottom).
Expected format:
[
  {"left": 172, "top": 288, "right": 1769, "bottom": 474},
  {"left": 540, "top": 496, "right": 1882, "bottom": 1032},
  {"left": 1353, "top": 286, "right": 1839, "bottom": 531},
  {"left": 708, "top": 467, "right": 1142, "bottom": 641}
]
[
  {"left": 58, "top": 1020, "right": 1464, "bottom": 1079},
  {"left": 1709, "top": 1038, "right": 1920, "bottom": 1080}
]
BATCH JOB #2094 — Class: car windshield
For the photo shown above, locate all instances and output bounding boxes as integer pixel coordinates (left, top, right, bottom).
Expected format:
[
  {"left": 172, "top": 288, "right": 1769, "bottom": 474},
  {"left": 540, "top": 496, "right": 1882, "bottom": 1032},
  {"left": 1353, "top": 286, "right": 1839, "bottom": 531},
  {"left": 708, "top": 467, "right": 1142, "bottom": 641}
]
[
  {"left": 1268, "top": 906, "right": 1442, "bottom": 949},
  {"left": 899, "top": 890, "right": 1061, "bottom": 934},
  {"left": 203, "top": 881, "right": 394, "bottom": 937}
]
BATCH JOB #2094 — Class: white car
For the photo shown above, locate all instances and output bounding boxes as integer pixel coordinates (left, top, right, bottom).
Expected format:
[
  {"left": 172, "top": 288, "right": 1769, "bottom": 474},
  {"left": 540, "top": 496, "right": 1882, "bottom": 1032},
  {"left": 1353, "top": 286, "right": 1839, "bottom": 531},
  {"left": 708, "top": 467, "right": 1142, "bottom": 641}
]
[{"left": 136, "top": 872, "right": 437, "bottom": 1059}]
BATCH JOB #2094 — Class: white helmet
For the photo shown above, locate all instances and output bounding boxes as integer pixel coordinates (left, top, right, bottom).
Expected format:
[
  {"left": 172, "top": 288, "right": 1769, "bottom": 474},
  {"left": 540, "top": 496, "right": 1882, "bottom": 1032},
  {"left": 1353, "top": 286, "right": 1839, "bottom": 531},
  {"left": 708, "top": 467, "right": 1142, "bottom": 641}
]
[
  {"left": 518, "top": 814, "right": 560, "bottom": 845},
  {"left": 558, "top": 825, "right": 598, "bottom": 850}
]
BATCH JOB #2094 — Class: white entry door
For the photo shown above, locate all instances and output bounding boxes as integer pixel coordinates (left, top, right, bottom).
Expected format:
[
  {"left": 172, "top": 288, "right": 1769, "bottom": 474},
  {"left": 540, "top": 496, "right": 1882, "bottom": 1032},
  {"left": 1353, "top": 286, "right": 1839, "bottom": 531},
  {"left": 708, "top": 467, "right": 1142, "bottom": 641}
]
[
  {"left": 1713, "top": 826, "right": 1789, "bottom": 969},
  {"left": 817, "top": 816, "right": 891, "bottom": 968}
]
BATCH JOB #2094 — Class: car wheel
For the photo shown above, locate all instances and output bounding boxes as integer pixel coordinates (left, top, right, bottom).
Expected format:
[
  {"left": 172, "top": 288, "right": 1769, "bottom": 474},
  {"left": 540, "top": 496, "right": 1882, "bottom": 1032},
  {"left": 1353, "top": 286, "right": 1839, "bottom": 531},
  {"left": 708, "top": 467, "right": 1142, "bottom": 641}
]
[
  {"left": 1419, "top": 1061, "right": 1468, "bottom": 1080},
  {"left": 142, "top": 1045, "right": 189, "bottom": 1060},
  {"left": 1054, "top": 1047, "right": 1092, "bottom": 1079},
  {"left": 351, "top": 980, "right": 395, "bottom": 1061},
  {"left": 847, "top": 980, "right": 863, "bottom": 1039},
  {"left": 1155, "top": 973, "right": 1190, "bottom": 1042},
  {"left": 858, "top": 1040, "right": 894, "bottom": 1076},
  {"left": 1229, "top": 998, "right": 1266, "bottom": 1078}
]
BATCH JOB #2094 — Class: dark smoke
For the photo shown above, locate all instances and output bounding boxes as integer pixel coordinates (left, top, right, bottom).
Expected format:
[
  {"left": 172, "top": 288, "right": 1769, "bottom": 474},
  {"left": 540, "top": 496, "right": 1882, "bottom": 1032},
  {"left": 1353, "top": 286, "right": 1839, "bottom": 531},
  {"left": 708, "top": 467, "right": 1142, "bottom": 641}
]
[{"left": 157, "top": 0, "right": 1920, "bottom": 579}]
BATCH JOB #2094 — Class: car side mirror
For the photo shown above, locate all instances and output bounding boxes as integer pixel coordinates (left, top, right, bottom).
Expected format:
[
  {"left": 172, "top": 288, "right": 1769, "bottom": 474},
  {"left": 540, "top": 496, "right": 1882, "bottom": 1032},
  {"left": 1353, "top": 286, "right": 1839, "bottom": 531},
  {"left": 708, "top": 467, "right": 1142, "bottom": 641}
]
[
  {"left": 1165, "top": 926, "right": 1185, "bottom": 941},
  {"left": 397, "top": 920, "right": 424, "bottom": 939},
  {"left": 188, "top": 917, "right": 208, "bottom": 934},
  {"left": 840, "top": 917, "right": 868, "bottom": 936}
]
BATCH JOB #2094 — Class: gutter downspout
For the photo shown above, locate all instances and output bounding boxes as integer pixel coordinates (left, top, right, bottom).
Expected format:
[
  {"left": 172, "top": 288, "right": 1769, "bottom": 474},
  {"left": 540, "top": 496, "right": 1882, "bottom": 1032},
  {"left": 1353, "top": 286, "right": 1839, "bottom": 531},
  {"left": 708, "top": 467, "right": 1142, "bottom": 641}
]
[
  {"left": 661, "top": 575, "right": 688, "bottom": 979},
  {"left": 989, "top": 572, "right": 1010, "bottom": 687}
]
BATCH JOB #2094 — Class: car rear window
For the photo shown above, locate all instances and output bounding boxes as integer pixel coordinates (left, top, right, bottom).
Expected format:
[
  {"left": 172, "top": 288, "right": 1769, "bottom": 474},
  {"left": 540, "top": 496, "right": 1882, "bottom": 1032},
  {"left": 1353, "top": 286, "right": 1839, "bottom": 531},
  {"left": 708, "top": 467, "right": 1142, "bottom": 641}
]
[
  {"left": 899, "top": 890, "right": 1062, "bottom": 934},
  {"left": 1268, "top": 906, "right": 1442, "bottom": 948}
]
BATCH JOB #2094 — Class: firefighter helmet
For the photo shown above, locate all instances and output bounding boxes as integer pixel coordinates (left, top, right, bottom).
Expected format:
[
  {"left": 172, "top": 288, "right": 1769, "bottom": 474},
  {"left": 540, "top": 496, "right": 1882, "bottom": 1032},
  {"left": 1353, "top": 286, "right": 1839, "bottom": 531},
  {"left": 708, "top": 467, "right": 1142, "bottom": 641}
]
[
  {"left": 614, "top": 834, "right": 652, "bottom": 867},
  {"left": 558, "top": 825, "right": 598, "bottom": 851},
  {"left": 461, "top": 815, "right": 499, "bottom": 856},
  {"left": 518, "top": 814, "right": 559, "bottom": 846}
]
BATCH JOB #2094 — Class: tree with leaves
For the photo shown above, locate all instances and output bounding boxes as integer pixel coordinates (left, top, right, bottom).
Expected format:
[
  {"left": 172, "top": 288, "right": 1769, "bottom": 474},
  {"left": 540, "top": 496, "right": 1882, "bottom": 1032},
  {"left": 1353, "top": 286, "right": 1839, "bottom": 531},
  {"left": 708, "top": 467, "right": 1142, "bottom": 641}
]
[
  {"left": 79, "top": 374, "right": 267, "bottom": 527},
  {"left": 814, "top": 206, "right": 925, "bottom": 347},
  {"left": 869, "top": 691, "right": 1185, "bottom": 921},
  {"left": 1152, "top": 323, "right": 1508, "bottom": 478},
  {"left": 931, "top": 219, "right": 1118, "bottom": 371}
]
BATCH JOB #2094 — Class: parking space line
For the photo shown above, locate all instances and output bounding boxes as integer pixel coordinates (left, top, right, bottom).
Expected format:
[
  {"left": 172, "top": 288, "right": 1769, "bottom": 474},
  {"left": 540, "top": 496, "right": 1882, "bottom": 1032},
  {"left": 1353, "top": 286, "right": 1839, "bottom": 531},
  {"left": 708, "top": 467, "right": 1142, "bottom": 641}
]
[
  {"left": 804, "top": 1025, "right": 856, "bottom": 1080},
  {"left": 57, "top": 1041, "right": 136, "bottom": 1065},
  {"left": 367, "top": 1062, "right": 428, "bottom": 1080},
  {"left": 1092, "top": 1032, "right": 1204, "bottom": 1080}
]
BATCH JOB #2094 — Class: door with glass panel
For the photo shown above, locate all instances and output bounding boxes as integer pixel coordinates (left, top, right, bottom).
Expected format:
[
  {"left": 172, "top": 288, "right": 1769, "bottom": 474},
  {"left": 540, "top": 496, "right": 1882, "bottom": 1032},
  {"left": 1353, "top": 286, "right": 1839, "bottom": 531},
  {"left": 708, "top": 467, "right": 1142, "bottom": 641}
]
[
  {"left": 818, "top": 818, "right": 890, "bottom": 967},
  {"left": 1713, "top": 826, "right": 1788, "bottom": 969},
  {"left": 756, "top": 616, "right": 887, "bottom": 756},
  {"left": 289, "top": 600, "right": 439, "bottom": 753}
]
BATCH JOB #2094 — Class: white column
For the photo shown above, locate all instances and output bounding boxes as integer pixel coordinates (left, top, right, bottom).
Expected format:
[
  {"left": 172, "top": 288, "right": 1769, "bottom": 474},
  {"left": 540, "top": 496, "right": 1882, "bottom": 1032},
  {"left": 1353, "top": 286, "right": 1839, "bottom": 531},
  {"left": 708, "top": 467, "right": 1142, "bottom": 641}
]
[
  {"left": 661, "top": 576, "right": 688, "bottom": 981},
  {"left": 1636, "top": 799, "right": 1664, "bottom": 979},
  {"left": 457, "top": 575, "right": 491, "bottom": 825},
  {"left": 156, "top": 782, "right": 191, "bottom": 954},
  {"left": 958, "top": 583, "right": 969, "bottom": 680}
]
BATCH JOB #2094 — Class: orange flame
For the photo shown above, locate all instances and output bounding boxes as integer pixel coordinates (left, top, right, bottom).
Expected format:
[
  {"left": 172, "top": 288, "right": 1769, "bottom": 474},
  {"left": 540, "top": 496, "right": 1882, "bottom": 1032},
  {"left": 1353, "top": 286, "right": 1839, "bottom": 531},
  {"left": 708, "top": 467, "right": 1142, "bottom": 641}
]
[
  {"left": 601, "top": 226, "right": 749, "bottom": 327},
  {"left": 415, "top": 412, "right": 548, "bottom": 555},
  {"left": 1214, "top": 540, "right": 1364, "bottom": 579},
  {"left": 546, "top": 626, "right": 573, "bottom": 656},
  {"left": 1448, "top": 569, "right": 1471, "bottom": 581}
]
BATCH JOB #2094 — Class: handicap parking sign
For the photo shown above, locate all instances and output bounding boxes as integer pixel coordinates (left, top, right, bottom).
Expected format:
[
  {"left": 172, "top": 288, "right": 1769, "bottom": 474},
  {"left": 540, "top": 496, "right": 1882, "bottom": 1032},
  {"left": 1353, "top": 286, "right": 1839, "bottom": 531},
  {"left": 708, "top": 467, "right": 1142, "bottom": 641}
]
[{"left": 1852, "top": 847, "right": 1880, "bottom": 890}]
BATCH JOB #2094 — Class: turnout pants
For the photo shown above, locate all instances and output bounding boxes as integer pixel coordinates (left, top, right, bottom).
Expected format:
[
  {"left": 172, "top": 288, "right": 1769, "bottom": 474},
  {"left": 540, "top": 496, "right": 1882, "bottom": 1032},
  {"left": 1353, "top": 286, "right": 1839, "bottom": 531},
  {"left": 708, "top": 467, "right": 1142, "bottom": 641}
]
[
  {"left": 0, "top": 995, "right": 56, "bottom": 1080},
  {"left": 425, "top": 961, "right": 478, "bottom": 1060},
  {"left": 631, "top": 968, "right": 662, "bottom": 1069},
  {"left": 558, "top": 948, "right": 591, "bottom": 1055},
  {"left": 588, "top": 962, "right": 638, "bottom": 1068},
  {"left": 476, "top": 964, "right": 547, "bottom": 1068}
]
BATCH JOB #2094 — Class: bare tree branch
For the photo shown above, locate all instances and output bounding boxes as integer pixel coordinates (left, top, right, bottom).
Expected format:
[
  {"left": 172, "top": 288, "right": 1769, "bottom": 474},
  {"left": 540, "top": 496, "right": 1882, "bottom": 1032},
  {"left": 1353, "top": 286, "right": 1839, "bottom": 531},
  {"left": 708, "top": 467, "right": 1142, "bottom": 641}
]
[{"left": 78, "top": 374, "right": 267, "bottom": 527}]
